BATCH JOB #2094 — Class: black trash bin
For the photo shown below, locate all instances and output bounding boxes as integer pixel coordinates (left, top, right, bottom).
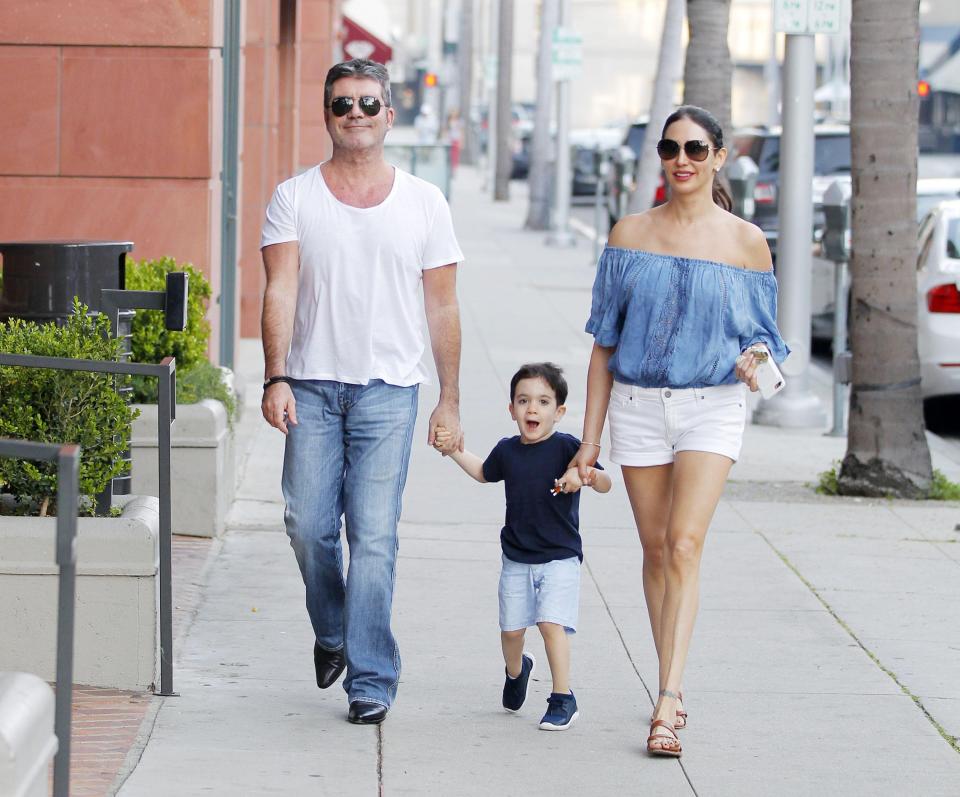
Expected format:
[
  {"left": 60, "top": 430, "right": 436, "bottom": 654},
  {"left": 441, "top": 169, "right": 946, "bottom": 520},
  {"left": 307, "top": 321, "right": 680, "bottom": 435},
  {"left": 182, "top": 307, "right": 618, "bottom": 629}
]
[
  {"left": 0, "top": 240, "right": 135, "bottom": 510},
  {"left": 0, "top": 240, "right": 132, "bottom": 322}
]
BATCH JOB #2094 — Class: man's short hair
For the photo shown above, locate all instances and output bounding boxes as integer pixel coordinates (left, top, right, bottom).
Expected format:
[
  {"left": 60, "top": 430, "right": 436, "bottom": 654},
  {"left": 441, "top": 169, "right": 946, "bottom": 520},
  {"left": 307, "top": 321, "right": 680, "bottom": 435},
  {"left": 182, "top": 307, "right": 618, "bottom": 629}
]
[
  {"left": 510, "top": 363, "right": 568, "bottom": 406},
  {"left": 324, "top": 59, "right": 392, "bottom": 108}
]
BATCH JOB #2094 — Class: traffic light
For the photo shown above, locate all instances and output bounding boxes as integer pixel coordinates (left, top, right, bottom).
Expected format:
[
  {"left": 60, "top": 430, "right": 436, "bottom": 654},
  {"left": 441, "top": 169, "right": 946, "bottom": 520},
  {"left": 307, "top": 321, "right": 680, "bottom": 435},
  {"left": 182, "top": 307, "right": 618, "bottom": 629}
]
[
  {"left": 424, "top": 72, "right": 438, "bottom": 88},
  {"left": 918, "top": 80, "right": 931, "bottom": 97}
]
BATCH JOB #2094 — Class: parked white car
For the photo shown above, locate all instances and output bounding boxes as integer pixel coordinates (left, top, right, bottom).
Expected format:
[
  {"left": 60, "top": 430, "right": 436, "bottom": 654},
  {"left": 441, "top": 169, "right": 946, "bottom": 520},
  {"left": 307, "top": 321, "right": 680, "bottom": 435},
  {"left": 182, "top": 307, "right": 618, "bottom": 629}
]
[{"left": 917, "top": 198, "right": 960, "bottom": 400}]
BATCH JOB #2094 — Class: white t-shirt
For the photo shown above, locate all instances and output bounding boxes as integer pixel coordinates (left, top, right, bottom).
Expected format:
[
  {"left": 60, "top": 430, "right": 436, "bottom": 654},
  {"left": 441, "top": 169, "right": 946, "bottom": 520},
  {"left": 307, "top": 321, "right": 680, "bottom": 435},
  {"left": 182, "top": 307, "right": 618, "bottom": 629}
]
[{"left": 260, "top": 165, "right": 464, "bottom": 386}]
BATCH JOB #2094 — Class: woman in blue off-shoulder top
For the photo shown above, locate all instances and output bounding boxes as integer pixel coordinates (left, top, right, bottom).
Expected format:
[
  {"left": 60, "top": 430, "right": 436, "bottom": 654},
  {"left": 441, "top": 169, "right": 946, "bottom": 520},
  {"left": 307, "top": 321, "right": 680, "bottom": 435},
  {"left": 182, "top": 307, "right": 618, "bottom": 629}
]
[{"left": 572, "top": 106, "right": 789, "bottom": 759}]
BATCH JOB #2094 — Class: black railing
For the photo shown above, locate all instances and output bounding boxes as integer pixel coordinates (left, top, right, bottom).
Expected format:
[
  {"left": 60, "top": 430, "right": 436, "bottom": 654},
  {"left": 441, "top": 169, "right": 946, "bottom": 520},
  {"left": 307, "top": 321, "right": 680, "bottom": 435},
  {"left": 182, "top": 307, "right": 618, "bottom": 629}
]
[
  {"left": 0, "top": 353, "right": 178, "bottom": 697},
  {"left": 0, "top": 438, "right": 79, "bottom": 797}
]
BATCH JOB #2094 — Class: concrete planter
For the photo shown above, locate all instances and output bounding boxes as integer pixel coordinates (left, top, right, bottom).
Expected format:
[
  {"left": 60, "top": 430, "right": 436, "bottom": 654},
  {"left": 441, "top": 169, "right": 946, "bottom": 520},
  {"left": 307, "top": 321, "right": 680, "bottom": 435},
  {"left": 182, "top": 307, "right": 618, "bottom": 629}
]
[
  {"left": 131, "top": 398, "right": 236, "bottom": 537},
  {"left": 0, "top": 497, "right": 160, "bottom": 691}
]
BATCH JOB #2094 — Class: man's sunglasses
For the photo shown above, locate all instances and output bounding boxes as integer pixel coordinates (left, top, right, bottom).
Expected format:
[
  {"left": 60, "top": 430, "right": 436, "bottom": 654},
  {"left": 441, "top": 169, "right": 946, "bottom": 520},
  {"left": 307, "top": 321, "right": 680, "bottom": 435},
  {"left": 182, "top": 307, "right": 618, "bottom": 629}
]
[
  {"left": 656, "top": 138, "right": 716, "bottom": 162},
  {"left": 328, "top": 96, "right": 383, "bottom": 117}
]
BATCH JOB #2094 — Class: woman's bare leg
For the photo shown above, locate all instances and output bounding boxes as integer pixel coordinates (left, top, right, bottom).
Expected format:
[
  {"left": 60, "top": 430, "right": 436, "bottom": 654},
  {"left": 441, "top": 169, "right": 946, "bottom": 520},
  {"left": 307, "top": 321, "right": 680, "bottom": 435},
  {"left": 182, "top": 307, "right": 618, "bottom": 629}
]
[
  {"left": 651, "top": 451, "right": 733, "bottom": 735},
  {"left": 622, "top": 464, "right": 688, "bottom": 718}
]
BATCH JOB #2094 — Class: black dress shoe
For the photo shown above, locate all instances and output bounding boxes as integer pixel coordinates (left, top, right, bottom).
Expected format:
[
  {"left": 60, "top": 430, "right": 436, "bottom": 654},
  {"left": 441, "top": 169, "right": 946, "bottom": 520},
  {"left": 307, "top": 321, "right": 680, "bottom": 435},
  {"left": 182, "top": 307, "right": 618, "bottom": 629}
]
[
  {"left": 313, "top": 642, "right": 346, "bottom": 689},
  {"left": 347, "top": 701, "right": 387, "bottom": 725}
]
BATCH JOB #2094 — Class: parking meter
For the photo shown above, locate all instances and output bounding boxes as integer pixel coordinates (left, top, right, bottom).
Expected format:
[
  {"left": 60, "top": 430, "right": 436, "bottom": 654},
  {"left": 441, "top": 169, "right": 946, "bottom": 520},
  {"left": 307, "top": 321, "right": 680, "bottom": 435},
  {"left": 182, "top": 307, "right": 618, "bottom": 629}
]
[
  {"left": 822, "top": 179, "right": 852, "bottom": 262},
  {"left": 822, "top": 178, "right": 853, "bottom": 436},
  {"left": 727, "top": 156, "right": 758, "bottom": 222}
]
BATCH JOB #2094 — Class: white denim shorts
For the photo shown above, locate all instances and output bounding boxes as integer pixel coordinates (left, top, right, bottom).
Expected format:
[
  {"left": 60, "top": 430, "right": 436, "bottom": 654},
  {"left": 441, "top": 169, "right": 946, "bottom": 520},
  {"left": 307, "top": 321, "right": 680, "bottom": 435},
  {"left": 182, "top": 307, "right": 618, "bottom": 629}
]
[
  {"left": 607, "top": 381, "right": 747, "bottom": 466},
  {"left": 498, "top": 554, "right": 580, "bottom": 634}
]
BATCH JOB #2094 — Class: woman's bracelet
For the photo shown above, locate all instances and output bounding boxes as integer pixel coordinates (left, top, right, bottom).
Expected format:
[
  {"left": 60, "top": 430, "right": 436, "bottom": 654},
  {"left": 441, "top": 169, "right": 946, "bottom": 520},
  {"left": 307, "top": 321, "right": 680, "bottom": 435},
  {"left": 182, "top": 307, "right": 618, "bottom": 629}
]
[{"left": 580, "top": 441, "right": 601, "bottom": 448}]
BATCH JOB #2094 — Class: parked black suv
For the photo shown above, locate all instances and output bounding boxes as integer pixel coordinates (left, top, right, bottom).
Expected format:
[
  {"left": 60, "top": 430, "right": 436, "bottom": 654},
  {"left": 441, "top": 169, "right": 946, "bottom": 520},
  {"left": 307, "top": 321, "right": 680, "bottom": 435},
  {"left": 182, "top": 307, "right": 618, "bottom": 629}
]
[{"left": 733, "top": 125, "right": 851, "bottom": 259}]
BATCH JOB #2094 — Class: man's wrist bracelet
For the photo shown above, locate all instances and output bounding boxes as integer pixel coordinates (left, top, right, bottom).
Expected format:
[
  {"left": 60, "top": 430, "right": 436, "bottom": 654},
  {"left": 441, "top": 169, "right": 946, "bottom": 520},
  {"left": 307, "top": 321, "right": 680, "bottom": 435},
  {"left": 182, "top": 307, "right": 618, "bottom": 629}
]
[
  {"left": 263, "top": 375, "right": 294, "bottom": 391},
  {"left": 580, "top": 441, "right": 601, "bottom": 448}
]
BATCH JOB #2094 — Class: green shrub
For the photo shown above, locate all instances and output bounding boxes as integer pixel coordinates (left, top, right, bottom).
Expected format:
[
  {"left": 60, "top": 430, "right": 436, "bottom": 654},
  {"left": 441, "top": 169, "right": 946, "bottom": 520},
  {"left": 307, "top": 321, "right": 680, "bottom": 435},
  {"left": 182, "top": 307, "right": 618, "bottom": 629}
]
[
  {"left": 0, "top": 301, "right": 139, "bottom": 516},
  {"left": 125, "top": 256, "right": 211, "bottom": 372},
  {"left": 124, "top": 256, "right": 235, "bottom": 419},
  {"left": 132, "top": 360, "right": 237, "bottom": 422}
]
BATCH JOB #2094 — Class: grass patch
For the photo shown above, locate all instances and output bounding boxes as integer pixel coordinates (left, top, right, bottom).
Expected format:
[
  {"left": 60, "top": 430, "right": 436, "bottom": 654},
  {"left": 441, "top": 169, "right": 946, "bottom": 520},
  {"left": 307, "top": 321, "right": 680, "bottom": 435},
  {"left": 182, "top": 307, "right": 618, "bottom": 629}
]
[
  {"left": 928, "top": 470, "right": 960, "bottom": 501},
  {"left": 815, "top": 463, "right": 960, "bottom": 500}
]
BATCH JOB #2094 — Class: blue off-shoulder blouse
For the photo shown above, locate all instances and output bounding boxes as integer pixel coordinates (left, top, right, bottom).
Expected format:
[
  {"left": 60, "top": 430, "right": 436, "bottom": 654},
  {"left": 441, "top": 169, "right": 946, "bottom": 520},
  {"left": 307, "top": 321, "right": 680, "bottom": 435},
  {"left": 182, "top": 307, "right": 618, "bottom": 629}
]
[{"left": 585, "top": 246, "right": 790, "bottom": 388}]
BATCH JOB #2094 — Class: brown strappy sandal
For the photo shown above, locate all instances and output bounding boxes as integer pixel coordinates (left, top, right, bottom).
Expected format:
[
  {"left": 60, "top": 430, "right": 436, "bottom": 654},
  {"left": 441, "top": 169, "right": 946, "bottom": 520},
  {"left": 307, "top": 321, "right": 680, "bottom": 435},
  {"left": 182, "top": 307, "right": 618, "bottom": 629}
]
[
  {"left": 674, "top": 691, "right": 688, "bottom": 730},
  {"left": 647, "top": 719, "right": 682, "bottom": 758},
  {"left": 650, "top": 691, "right": 687, "bottom": 730}
]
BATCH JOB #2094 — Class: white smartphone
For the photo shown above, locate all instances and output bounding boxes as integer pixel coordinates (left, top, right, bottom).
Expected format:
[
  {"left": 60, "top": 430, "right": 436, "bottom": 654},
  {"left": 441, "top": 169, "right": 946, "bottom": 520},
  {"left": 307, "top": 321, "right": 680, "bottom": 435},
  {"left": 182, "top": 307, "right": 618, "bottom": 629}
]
[{"left": 748, "top": 345, "right": 786, "bottom": 399}]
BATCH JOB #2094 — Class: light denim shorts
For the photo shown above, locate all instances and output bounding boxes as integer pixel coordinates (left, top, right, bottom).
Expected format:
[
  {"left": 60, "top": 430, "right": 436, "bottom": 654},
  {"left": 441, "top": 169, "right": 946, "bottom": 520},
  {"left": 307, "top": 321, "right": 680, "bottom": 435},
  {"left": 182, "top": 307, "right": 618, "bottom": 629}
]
[
  {"left": 607, "top": 382, "right": 747, "bottom": 466},
  {"left": 498, "top": 554, "right": 581, "bottom": 634}
]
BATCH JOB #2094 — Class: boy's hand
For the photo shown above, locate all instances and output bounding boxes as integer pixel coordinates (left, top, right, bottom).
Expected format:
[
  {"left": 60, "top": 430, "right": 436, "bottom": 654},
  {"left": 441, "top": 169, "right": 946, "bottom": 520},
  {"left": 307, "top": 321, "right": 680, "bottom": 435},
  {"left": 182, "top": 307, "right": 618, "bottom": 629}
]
[
  {"left": 551, "top": 467, "right": 584, "bottom": 496},
  {"left": 433, "top": 425, "right": 453, "bottom": 454}
]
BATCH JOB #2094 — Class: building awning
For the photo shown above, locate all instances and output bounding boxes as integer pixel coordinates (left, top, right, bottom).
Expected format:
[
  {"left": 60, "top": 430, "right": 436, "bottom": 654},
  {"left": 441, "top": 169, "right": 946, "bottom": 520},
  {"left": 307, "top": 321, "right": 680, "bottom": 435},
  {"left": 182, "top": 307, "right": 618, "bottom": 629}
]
[{"left": 341, "top": 16, "right": 393, "bottom": 65}]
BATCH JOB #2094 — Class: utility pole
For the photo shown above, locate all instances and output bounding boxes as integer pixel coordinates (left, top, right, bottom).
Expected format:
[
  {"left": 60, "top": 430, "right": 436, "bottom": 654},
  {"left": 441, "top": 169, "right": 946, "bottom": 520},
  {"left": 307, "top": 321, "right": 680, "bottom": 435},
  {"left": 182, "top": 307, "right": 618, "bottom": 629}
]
[
  {"left": 494, "top": 0, "right": 514, "bottom": 200},
  {"left": 525, "top": 0, "right": 558, "bottom": 230},
  {"left": 485, "top": 0, "right": 498, "bottom": 195},
  {"left": 458, "top": 0, "right": 477, "bottom": 164},
  {"left": 754, "top": 2, "right": 832, "bottom": 428},
  {"left": 546, "top": 0, "right": 576, "bottom": 246}
]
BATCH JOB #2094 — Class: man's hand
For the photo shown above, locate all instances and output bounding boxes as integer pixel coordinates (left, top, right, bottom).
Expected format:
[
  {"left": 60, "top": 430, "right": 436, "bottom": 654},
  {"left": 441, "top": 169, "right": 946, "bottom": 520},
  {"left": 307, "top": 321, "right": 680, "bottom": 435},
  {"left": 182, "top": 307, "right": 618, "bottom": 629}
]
[
  {"left": 262, "top": 383, "right": 298, "bottom": 435},
  {"left": 428, "top": 402, "right": 462, "bottom": 455}
]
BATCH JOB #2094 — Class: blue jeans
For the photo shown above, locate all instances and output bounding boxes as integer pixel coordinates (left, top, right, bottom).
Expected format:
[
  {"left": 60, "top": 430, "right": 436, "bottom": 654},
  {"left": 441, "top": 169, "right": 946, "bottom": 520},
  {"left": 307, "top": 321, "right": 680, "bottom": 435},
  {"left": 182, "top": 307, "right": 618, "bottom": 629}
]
[{"left": 282, "top": 379, "right": 418, "bottom": 708}]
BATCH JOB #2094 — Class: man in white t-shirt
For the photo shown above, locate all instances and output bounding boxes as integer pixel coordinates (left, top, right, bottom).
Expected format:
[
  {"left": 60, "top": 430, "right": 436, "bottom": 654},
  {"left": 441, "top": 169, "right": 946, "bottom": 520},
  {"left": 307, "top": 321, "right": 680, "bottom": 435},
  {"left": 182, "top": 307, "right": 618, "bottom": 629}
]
[{"left": 259, "top": 58, "right": 464, "bottom": 726}]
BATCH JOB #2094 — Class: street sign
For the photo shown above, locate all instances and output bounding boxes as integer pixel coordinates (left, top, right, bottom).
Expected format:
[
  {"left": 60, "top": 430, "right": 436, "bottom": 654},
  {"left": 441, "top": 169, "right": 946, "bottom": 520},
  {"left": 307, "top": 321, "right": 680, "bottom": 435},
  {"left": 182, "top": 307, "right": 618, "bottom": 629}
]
[
  {"left": 809, "top": 0, "right": 843, "bottom": 34},
  {"left": 774, "top": 0, "right": 844, "bottom": 35},
  {"left": 552, "top": 27, "right": 582, "bottom": 81},
  {"left": 483, "top": 55, "right": 497, "bottom": 87}
]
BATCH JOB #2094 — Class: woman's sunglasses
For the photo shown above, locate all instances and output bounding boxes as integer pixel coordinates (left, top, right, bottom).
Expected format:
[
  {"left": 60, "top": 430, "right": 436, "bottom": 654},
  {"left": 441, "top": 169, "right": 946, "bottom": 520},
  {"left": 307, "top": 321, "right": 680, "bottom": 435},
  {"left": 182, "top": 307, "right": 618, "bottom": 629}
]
[
  {"left": 328, "top": 96, "right": 382, "bottom": 118},
  {"left": 656, "top": 138, "right": 716, "bottom": 162}
]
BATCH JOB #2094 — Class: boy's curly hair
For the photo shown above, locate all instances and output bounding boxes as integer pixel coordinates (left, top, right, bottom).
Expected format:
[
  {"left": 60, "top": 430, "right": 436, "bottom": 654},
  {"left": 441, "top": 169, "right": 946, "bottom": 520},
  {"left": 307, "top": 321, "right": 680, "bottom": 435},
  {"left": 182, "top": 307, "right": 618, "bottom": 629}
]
[{"left": 510, "top": 362, "right": 568, "bottom": 405}]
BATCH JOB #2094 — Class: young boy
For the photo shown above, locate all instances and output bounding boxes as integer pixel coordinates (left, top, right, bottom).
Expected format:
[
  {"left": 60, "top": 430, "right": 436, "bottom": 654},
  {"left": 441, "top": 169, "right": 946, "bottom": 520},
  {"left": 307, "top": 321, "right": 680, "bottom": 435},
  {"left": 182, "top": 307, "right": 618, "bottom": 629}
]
[{"left": 434, "top": 363, "right": 611, "bottom": 730}]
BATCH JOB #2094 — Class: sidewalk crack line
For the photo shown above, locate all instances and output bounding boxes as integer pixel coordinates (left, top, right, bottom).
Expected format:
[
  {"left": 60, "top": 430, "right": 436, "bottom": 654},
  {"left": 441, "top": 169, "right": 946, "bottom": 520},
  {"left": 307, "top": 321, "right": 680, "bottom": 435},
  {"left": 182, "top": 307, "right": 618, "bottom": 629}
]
[
  {"left": 730, "top": 504, "right": 960, "bottom": 756},
  {"left": 584, "top": 559, "right": 700, "bottom": 795}
]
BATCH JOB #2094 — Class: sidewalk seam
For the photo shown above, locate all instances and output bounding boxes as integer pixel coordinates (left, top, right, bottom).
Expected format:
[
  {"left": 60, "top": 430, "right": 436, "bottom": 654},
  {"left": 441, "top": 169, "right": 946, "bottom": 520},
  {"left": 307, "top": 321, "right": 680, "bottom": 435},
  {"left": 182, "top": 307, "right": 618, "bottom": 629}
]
[
  {"left": 734, "top": 507, "right": 960, "bottom": 756},
  {"left": 107, "top": 695, "right": 163, "bottom": 796},
  {"left": 582, "top": 559, "right": 699, "bottom": 795}
]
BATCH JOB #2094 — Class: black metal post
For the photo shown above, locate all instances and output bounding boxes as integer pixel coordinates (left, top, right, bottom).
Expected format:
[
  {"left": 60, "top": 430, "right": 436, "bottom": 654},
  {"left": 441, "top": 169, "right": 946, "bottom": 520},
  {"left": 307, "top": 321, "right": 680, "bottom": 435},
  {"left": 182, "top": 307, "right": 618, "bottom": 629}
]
[
  {"left": 0, "top": 353, "right": 177, "bottom": 696},
  {"left": 0, "top": 439, "right": 80, "bottom": 797}
]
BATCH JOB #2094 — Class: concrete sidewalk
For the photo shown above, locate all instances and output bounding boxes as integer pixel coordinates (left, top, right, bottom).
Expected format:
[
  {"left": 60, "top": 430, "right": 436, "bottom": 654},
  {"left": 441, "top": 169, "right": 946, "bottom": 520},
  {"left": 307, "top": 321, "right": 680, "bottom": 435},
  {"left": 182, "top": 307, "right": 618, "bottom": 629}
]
[{"left": 118, "top": 167, "right": 960, "bottom": 795}]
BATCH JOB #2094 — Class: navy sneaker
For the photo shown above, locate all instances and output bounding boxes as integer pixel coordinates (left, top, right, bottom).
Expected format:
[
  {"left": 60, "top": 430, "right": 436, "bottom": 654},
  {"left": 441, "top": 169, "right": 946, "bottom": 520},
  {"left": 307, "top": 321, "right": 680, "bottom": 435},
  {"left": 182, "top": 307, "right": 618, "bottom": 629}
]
[
  {"left": 502, "top": 652, "right": 536, "bottom": 712},
  {"left": 539, "top": 691, "right": 579, "bottom": 731}
]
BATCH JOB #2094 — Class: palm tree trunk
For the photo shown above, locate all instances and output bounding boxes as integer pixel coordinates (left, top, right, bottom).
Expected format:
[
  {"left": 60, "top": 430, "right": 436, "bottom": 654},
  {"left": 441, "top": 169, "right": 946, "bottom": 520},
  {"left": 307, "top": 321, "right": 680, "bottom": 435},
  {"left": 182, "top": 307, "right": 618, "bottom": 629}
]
[
  {"left": 837, "top": 0, "right": 932, "bottom": 498},
  {"left": 629, "top": 0, "right": 685, "bottom": 214},
  {"left": 525, "top": 0, "right": 559, "bottom": 230},
  {"left": 682, "top": 0, "right": 732, "bottom": 140}
]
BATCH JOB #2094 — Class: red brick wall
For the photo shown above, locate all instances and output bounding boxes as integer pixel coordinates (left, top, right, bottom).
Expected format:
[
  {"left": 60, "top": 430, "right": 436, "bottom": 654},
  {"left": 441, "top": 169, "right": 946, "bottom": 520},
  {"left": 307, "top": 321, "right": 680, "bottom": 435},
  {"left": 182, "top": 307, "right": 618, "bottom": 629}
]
[
  {"left": 238, "top": 0, "right": 341, "bottom": 338},
  {"left": 0, "top": 0, "right": 226, "bottom": 354},
  {"left": 0, "top": 0, "right": 342, "bottom": 350}
]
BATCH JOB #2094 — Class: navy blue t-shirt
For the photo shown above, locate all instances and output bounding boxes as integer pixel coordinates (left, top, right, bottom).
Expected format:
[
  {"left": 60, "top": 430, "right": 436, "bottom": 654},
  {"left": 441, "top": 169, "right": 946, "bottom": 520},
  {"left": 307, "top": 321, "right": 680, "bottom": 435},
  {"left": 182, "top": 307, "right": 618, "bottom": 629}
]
[{"left": 481, "top": 431, "right": 603, "bottom": 564}]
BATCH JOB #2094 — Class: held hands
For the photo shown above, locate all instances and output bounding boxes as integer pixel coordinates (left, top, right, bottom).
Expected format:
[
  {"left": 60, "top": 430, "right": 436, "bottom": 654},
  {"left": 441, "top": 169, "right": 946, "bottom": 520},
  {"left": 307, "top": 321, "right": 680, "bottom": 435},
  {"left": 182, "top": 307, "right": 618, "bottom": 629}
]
[
  {"left": 262, "top": 382, "right": 298, "bottom": 434},
  {"left": 572, "top": 442, "right": 600, "bottom": 483},
  {"left": 432, "top": 423, "right": 462, "bottom": 456},
  {"left": 428, "top": 403, "right": 463, "bottom": 456},
  {"left": 551, "top": 466, "right": 595, "bottom": 496}
]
